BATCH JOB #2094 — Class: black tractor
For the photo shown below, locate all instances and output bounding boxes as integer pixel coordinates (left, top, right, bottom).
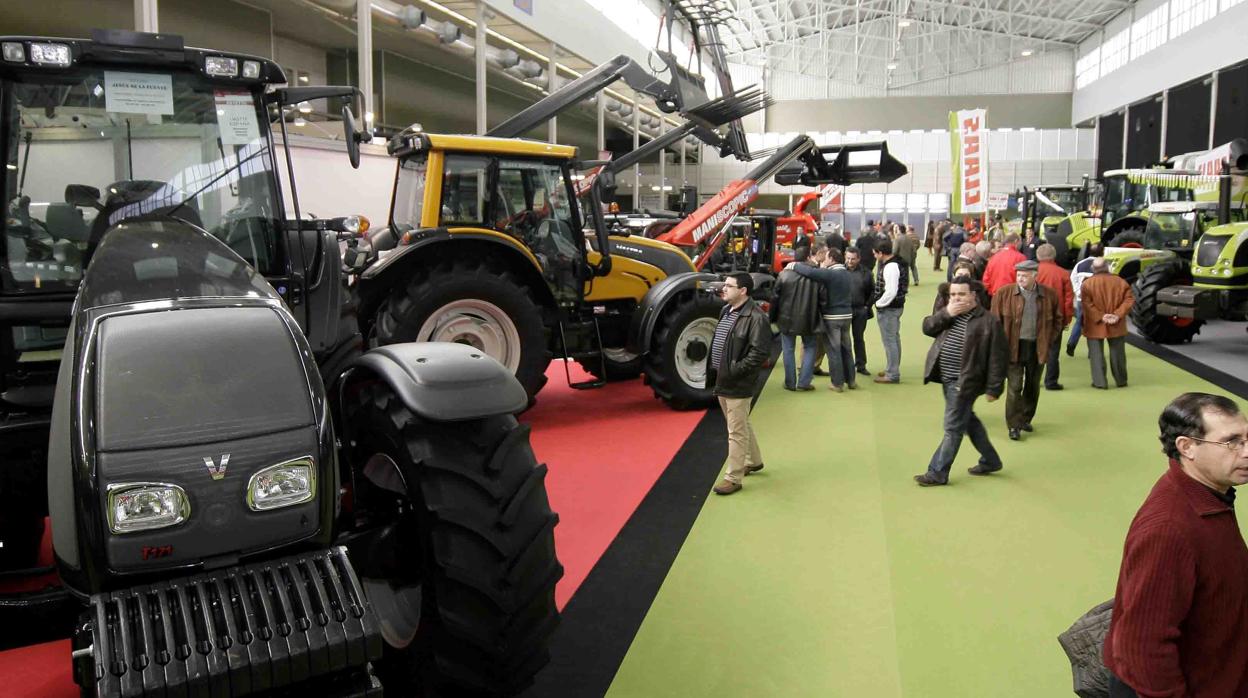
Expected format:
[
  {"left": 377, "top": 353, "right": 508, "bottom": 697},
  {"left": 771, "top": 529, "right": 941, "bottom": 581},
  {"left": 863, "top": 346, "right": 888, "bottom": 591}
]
[{"left": 0, "top": 29, "right": 560, "bottom": 697}]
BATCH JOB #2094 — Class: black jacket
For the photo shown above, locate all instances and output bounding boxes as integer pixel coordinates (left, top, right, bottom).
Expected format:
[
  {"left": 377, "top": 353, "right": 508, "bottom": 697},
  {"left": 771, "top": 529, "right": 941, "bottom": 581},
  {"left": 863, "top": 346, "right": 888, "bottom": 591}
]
[
  {"left": 921, "top": 304, "right": 1008, "bottom": 399},
  {"left": 707, "top": 299, "right": 772, "bottom": 399},
  {"left": 845, "top": 264, "right": 874, "bottom": 316},
  {"left": 932, "top": 279, "right": 991, "bottom": 313},
  {"left": 772, "top": 268, "right": 824, "bottom": 335}
]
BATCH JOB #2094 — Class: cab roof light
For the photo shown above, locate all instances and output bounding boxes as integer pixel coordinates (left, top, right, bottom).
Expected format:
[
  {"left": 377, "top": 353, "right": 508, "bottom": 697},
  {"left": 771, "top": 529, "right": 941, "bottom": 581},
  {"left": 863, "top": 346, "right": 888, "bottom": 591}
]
[
  {"left": 2, "top": 42, "right": 24, "bottom": 63},
  {"left": 205, "top": 55, "right": 239, "bottom": 77},
  {"left": 242, "top": 60, "right": 261, "bottom": 79},
  {"left": 29, "top": 42, "right": 71, "bottom": 67}
]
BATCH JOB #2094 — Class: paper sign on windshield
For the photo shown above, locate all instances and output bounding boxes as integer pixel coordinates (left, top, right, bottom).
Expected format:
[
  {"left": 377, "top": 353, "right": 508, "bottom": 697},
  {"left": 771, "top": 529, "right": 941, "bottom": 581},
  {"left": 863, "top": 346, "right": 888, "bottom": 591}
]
[
  {"left": 104, "top": 72, "right": 174, "bottom": 115},
  {"left": 215, "top": 91, "right": 260, "bottom": 146}
]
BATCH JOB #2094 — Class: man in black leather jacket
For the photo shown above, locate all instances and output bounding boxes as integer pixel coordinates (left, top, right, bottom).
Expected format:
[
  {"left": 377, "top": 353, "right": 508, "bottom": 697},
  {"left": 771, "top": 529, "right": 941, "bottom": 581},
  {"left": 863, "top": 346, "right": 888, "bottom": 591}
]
[
  {"left": 772, "top": 246, "right": 825, "bottom": 391},
  {"left": 708, "top": 272, "right": 773, "bottom": 495}
]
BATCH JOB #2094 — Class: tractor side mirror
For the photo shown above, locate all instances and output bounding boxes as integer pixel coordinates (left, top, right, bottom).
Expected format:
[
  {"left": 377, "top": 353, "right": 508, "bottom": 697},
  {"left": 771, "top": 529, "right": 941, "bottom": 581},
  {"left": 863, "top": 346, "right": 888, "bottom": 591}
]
[
  {"left": 343, "top": 105, "right": 365, "bottom": 170},
  {"left": 65, "top": 184, "right": 102, "bottom": 210}
]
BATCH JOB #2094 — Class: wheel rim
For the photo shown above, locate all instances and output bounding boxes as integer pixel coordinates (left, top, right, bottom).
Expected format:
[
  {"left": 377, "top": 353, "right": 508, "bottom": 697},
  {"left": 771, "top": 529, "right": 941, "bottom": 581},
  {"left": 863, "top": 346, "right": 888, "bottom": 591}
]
[
  {"left": 1170, "top": 316, "right": 1195, "bottom": 327},
  {"left": 362, "top": 578, "right": 423, "bottom": 649},
  {"left": 1121, "top": 242, "right": 1143, "bottom": 249},
  {"left": 416, "top": 299, "right": 522, "bottom": 373},
  {"left": 674, "top": 317, "right": 717, "bottom": 389}
]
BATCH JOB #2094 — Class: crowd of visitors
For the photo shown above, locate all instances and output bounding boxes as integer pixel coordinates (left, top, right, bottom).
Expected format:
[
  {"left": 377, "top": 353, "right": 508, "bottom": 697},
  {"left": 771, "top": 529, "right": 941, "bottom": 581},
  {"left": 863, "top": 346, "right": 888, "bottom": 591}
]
[
  {"left": 706, "top": 218, "right": 1248, "bottom": 696},
  {"left": 710, "top": 223, "right": 1146, "bottom": 496}
]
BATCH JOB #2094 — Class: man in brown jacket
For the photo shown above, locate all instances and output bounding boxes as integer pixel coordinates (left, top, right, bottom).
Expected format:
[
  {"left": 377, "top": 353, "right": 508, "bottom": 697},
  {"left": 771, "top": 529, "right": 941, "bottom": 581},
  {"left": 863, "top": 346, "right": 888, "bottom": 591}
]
[
  {"left": 1080, "top": 257, "right": 1135, "bottom": 390},
  {"left": 991, "top": 259, "right": 1064, "bottom": 441}
]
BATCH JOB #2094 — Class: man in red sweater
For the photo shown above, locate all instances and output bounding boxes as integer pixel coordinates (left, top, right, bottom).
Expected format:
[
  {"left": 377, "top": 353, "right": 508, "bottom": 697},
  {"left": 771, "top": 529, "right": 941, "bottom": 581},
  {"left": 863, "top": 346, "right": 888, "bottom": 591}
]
[
  {"left": 981, "top": 232, "right": 1026, "bottom": 296},
  {"left": 1103, "top": 392, "right": 1248, "bottom": 697},
  {"left": 1035, "top": 244, "right": 1074, "bottom": 390}
]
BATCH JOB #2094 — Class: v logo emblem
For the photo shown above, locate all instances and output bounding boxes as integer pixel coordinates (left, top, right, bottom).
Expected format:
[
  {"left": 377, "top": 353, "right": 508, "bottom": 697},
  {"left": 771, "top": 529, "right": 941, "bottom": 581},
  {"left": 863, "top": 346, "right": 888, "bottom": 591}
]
[{"left": 203, "top": 454, "right": 230, "bottom": 481}]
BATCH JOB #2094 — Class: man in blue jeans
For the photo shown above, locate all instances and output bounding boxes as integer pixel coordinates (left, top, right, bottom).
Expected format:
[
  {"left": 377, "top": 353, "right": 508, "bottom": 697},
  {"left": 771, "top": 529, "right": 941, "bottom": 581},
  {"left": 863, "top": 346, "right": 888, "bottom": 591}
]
[
  {"left": 914, "top": 279, "right": 1009, "bottom": 486},
  {"left": 1066, "top": 246, "right": 1101, "bottom": 356},
  {"left": 771, "top": 245, "right": 824, "bottom": 391},
  {"left": 872, "top": 239, "right": 908, "bottom": 384}
]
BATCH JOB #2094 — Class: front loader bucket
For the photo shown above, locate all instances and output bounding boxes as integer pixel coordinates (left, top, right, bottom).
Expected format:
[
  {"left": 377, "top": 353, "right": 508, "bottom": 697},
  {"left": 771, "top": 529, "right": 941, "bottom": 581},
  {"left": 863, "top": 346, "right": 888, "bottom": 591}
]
[{"left": 774, "top": 141, "right": 908, "bottom": 186}]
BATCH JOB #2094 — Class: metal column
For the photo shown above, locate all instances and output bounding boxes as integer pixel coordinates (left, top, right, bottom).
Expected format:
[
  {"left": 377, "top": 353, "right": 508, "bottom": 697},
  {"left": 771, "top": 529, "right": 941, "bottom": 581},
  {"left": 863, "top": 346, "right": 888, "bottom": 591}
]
[
  {"left": 547, "top": 42, "right": 558, "bottom": 143},
  {"left": 657, "top": 119, "right": 666, "bottom": 209},
  {"left": 1159, "top": 90, "right": 1168, "bottom": 159},
  {"left": 596, "top": 96, "right": 605, "bottom": 153},
  {"left": 475, "top": 1, "right": 488, "bottom": 135},
  {"left": 680, "top": 137, "right": 686, "bottom": 185},
  {"left": 1209, "top": 70, "right": 1220, "bottom": 149},
  {"left": 632, "top": 99, "right": 640, "bottom": 208},
  {"left": 1121, "top": 107, "right": 1129, "bottom": 169},
  {"left": 135, "top": 0, "right": 158, "bottom": 32},
  {"left": 357, "top": 0, "right": 374, "bottom": 133}
]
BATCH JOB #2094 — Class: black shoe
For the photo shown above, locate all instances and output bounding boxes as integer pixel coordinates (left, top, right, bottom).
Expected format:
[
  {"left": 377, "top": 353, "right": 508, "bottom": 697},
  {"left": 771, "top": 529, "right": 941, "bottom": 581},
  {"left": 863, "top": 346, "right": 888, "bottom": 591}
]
[
  {"left": 797, "top": 385, "right": 815, "bottom": 392},
  {"left": 1045, "top": 383, "right": 1063, "bottom": 391},
  {"left": 1117, "top": 383, "right": 1128, "bottom": 388},
  {"left": 784, "top": 385, "right": 796, "bottom": 391},
  {"left": 746, "top": 463, "right": 765, "bottom": 475},
  {"left": 856, "top": 367, "right": 871, "bottom": 377},
  {"left": 968, "top": 464, "right": 1003, "bottom": 476},
  {"left": 1021, "top": 423, "right": 1034, "bottom": 433},
  {"left": 1092, "top": 384, "right": 1108, "bottom": 390},
  {"left": 1065, "top": 344, "right": 1076, "bottom": 357},
  {"left": 913, "top": 473, "right": 947, "bottom": 487},
  {"left": 813, "top": 368, "right": 829, "bottom": 376},
  {"left": 1008, "top": 428, "right": 1021, "bottom": 440}
]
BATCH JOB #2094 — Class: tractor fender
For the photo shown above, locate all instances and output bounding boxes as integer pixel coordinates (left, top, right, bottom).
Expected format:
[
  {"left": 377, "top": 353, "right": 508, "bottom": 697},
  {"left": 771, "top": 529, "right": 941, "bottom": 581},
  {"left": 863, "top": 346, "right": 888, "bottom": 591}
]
[
  {"left": 628, "top": 271, "right": 721, "bottom": 355},
  {"left": 354, "top": 227, "right": 555, "bottom": 323},
  {"left": 343, "top": 342, "right": 528, "bottom": 422}
]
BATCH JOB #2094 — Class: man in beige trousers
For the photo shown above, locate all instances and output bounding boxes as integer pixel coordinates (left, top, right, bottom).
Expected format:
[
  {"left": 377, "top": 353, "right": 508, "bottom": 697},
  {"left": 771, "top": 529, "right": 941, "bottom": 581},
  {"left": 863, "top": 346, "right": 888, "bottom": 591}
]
[{"left": 709, "top": 273, "right": 773, "bottom": 495}]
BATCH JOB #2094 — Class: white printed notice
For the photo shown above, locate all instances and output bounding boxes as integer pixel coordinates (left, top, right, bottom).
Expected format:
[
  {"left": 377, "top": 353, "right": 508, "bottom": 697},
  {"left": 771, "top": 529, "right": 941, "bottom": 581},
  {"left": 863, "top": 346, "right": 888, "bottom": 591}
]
[
  {"left": 104, "top": 71, "right": 174, "bottom": 115},
  {"left": 215, "top": 90, "right": 260, "bottom": 146}
]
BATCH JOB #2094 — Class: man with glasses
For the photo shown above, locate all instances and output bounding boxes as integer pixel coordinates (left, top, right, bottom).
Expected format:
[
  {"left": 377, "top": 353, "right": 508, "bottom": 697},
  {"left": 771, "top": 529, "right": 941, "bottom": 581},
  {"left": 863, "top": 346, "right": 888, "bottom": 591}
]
[
  {"left": 1103, "top": 393, "right": 1248, "bottom": 697},
  {"left": 709, "top": 273, "right": 772, "bottom": 496}
]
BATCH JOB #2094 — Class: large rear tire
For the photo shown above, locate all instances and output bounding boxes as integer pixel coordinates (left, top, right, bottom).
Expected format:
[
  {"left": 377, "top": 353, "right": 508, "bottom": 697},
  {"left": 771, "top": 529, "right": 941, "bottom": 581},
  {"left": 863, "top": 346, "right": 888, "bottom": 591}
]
[
  {"left": 374, "top": 259, "right": 550, "bottom": 401},
  {"left": 643, "top": 293, "right": 723, "bottom": 409},
  {"left": 1130, "top": 258, "right": 1205, "bottom": 344},
  {"left": 1106, "top": 227, "right": 1145, "bottom": 249},
  {"left": 348, "top": 382, "right": 562, "bottom": 697}
]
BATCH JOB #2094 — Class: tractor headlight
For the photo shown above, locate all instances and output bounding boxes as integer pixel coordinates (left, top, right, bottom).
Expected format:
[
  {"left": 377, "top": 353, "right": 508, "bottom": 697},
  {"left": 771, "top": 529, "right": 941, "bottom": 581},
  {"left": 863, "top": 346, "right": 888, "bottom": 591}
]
[
  {"left": 29, "top": 43, "right": 71, "bottom": 67},
  {"left": 205, "top": 56, "right": 239, "bottom": 77},
  {"left": 247, "top": 457, "right": 316, "bottom": 511},
  {"left": 2, "top": 42, "right": 25, "bottom": 63},
  {"left": 108, "top": 483, "right": 191, "bottom": 534},
  {"left": 242, "top": 60, "right": 261, "bottom": 79}
]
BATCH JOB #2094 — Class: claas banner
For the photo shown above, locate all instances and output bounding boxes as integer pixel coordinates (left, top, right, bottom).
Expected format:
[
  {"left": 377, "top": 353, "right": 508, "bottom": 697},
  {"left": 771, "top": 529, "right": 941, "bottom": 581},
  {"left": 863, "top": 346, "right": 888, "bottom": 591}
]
[{"left": 949, "top": 109, "right": 988, "bottom": 214}]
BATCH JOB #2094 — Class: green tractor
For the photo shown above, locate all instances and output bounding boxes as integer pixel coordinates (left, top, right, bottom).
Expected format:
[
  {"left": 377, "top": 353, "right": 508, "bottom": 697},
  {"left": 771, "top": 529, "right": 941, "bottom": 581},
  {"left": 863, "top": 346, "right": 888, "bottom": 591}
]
[
  {"left": 1021, "top": 183, "right": 1098, "bottom": 266},
  {"left": 1129, "top": 160, "right": 1248, "bottom": 344}
]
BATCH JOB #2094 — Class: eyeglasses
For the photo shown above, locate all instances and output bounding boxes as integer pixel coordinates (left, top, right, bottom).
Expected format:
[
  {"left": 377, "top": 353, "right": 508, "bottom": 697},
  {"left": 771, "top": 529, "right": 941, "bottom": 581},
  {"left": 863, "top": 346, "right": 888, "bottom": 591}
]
[
  {"left": 721, "top": 284, "right": 740, "bottom": 290},
  {"left": 1190, "top": 435, "right": 1248, "bottom": 452}
]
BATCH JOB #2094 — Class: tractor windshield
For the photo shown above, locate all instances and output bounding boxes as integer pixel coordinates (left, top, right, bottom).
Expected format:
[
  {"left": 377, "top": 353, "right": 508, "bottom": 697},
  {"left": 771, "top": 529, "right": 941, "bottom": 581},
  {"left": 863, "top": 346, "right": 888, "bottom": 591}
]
[
  {"left": 1034, "top": 189, "right": 1083, "bottom": 216},
  {"left": 2, "top": 67, "right": 281, "bottom": 296},
  {"left": 1102, "top": 175, "right": 1192, "bottom": 225},
  {"left": 1144, "top": 211, "right": 1198, "bottom": 249}
]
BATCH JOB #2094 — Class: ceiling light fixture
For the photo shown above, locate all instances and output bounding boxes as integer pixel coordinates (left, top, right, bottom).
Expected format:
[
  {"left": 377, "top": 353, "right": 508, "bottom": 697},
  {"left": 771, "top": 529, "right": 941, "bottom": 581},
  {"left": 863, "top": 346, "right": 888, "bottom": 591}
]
[
  {"left": 898, "top": 19, "right": 911, "bottom": 27},
  {"left": 1021, "top": 49, "right": 1033, "bottom": 57},
  {"left": 886, "top": 62, "right": 898, "bottom": 70}
]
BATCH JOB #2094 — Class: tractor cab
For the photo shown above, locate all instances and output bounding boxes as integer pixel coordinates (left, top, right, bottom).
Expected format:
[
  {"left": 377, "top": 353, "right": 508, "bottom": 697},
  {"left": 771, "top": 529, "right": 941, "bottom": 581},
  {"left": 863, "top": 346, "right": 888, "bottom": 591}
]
[
  {"left": 1141, "top": 201, "right": 1220, "bottom": 250},
  {"left": 1101, "top": 169, "right": 1194, "bottom": 226}
]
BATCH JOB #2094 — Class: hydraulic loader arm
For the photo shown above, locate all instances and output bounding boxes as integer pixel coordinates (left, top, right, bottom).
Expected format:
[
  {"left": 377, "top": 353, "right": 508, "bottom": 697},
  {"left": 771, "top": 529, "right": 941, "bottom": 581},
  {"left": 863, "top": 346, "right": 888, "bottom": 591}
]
[
  {"left": 657, "top": 137, "right": 908, "bottom": 270},
  {"left": 488, "top": 53, "right": 711, "bottom": 139}
]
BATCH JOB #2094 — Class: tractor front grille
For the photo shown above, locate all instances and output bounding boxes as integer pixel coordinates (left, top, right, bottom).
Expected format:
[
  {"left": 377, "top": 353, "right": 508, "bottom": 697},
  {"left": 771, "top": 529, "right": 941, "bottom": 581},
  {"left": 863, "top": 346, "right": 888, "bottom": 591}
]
[
  {"left": 78, "top": 547, "right": 382, "bottom": 697},
  {"left": 1197, "top": 236, "right": 1230, "bottom": 267}
]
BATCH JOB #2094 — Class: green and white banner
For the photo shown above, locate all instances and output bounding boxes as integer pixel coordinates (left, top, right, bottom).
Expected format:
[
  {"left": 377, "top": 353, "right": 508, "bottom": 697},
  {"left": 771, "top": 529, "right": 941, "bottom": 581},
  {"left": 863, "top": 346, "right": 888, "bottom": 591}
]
[{"left": 949, "top": 109, "right": 988, "bottom": 214}]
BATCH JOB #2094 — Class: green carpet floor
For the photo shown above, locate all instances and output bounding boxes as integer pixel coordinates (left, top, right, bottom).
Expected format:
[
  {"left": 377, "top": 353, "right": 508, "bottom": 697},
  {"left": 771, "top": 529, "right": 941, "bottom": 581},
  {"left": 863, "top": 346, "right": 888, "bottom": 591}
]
[{"left": 606, "top": 290, "right": 1248, "bottom": 697}]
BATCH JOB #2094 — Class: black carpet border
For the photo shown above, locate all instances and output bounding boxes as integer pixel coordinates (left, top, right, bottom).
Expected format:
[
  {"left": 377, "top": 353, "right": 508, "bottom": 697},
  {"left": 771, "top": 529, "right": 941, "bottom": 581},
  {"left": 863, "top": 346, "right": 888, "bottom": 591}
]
[
  {"left": 1124, "top": 334, "right": 1248, "bottom": 401},
  {"left": 521, "top": 341, "right": 781, "bottom": 698}
]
